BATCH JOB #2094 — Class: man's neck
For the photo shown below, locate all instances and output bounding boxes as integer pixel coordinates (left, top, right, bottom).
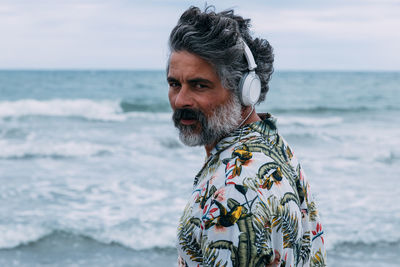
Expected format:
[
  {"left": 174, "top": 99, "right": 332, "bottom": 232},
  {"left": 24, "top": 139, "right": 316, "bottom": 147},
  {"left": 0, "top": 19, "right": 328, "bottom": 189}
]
[{"left": 204, "top": 106, "right": 261, "bottom": 157}]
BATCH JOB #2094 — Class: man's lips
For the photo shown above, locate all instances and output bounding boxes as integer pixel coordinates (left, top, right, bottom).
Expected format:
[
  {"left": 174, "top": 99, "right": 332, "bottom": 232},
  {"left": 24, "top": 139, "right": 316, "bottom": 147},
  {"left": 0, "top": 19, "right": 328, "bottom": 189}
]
[{"left": 180, "top": 119, "right": 197, "bottom": 125}]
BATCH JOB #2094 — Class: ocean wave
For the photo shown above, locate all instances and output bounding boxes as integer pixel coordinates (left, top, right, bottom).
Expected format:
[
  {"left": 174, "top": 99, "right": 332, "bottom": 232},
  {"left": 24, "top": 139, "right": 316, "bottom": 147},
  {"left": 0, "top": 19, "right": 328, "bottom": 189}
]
[
  {"left": 328, "top": 238, "right": 400, "bottom": 266},
  {"left": 0, "top": 99, "right": 173, "bottom": 122},
  {"left": 377, "top": 150, "right": 400, "bottom": 164},
  {"left": 4, "top": 227, "right": 400, "bottom": 255},
  {"left": 0, "top": 99, "right": 126, "bottom": 121},
  {"left": 1, "top": 99, "right": 396, "bottom": 123},
  {"left": 0, "top": 128, "right": 28, "bottom": 140},
  {"left": 0, "top": 226, "right": 176, "bottom": 251},
  {"left": 270, "top": 105, "right": 398, "bottom": 114},
  {"left": 0, "top": 230, "right": 178, "bottom": 266},
  {"left": 332, "top": 239, "right": 400, "bottom": 249},
  {"left": 119, "top": 99, "right": 170, "bottom": 113},
  {"left": 278, "top": 116, "right": 343, "bottom": 127},
  {"left": 0, "top": 224, "right": 52, "bottom": 249},
  {"left": 0, "top": 140, "right": 113, "bottom": 159}
]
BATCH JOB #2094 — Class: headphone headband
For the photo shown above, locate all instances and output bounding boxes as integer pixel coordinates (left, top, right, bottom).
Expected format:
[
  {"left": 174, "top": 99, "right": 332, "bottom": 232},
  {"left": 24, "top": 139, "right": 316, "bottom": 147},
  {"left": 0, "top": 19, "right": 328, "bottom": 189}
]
[
  {"left": 238, "top": 38, "right": 261, "bottom": 106},
  {"left": 241, "top": 39, "right": 257, "bottom": 71}
]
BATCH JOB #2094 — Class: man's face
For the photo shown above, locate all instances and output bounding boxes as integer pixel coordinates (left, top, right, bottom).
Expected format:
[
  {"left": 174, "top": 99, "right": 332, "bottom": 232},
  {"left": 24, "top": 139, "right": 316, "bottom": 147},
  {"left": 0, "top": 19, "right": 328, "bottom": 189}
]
[{"left": 167, "top": 51, "right": 242, "bottom": 146}]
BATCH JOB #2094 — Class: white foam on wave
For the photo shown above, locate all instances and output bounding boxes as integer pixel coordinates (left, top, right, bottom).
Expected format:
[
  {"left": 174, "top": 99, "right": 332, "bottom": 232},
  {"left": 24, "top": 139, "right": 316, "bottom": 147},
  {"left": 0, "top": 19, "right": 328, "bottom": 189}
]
[
  {"left": 92, "top": 223, "right": 177, "bottom": 249},
  {"left": 326, "top": 221, "right": 400, "bottom": 251},
  {"left": 0, "top": 139, "right": 113, "bottom": 159},
  {"left": 278, "top": 116, "right": 343, "bottom": 127},
  {"left": 0, "top": 224, "right": 52, "bottom": 249},
  {"left": 0, "top": 99, "right": 126, "bottom": 121}
]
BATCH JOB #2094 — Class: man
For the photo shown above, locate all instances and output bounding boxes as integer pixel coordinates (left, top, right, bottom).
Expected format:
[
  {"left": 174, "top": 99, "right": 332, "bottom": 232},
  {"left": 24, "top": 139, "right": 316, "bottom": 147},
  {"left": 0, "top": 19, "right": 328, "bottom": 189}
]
[{"left": 167, "top": 6, "right": 326, "bottom": 267}]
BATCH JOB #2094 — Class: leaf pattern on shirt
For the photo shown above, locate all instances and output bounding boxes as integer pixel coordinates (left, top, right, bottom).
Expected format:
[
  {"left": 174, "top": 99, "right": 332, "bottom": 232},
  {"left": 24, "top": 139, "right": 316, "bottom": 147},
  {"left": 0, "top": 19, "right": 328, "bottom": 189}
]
[
  {"left": 246, "top": 141, "right": 300, "bottom": 199},
  {"left": 177, "top": 207, "right": 203, "bottom": 263},
  {"left": 310, "top": 248, "right": 327, "bottom": 267},
  {"left": 272, "top": 204, "right": 299, "bottom": 250},
  {"left": 298, "top": 231, "right": 311, "bottom": 263}
]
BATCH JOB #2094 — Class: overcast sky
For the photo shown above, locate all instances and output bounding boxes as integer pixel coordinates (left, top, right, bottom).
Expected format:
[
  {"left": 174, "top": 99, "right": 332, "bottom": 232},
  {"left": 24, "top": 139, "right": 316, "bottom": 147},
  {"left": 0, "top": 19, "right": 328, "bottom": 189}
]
[{"left": 0, "top": 0, "right": 399, "bottom": 70}]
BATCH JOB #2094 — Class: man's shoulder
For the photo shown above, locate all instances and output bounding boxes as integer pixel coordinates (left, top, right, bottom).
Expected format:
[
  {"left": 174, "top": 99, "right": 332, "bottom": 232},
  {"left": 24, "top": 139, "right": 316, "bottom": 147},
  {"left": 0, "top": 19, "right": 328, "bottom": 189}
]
[
  {"left": 216, "top": 130, "right": 306, "bottom": 199},
  {"left": 221, "top": 128, "right": 296, "bottom": 170}
]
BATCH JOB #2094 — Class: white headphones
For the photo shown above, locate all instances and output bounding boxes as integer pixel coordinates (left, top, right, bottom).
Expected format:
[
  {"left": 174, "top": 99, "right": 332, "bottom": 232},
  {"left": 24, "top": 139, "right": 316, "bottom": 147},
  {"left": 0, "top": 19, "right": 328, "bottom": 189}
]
[{"left": 239, "top": 39, "right": 261, "bottom": 106}]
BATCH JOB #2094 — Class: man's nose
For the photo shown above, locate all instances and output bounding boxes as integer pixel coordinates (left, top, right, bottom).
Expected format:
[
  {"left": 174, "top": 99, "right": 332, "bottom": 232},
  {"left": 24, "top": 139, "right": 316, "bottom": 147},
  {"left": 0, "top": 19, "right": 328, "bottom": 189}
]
[{"left": 174, "top": 85, "right": 194, "bottom": 108}]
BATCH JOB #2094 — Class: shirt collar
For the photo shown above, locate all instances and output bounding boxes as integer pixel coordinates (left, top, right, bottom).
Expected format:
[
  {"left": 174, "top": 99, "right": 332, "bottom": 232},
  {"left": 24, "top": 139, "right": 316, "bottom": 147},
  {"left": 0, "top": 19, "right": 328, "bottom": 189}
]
[{"left": 209, "top": 112, "right": 278, "bottom": 156}]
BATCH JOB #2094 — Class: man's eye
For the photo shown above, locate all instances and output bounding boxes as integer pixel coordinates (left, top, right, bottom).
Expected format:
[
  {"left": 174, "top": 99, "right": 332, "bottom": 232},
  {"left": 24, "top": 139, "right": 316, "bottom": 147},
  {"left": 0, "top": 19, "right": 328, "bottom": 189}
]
[
  {"left": 195, "top": 84, "right": 208, "bottom": 89},
  {"left": 169, "top": 82, "right": 180, "bottom": 88}
]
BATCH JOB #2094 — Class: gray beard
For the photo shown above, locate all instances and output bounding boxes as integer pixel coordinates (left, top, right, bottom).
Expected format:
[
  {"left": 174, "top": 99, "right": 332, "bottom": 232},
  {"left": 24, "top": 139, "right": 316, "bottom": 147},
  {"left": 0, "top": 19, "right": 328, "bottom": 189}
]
[{"left": 177, "top": 94, "right": 242, "bottom": 147}]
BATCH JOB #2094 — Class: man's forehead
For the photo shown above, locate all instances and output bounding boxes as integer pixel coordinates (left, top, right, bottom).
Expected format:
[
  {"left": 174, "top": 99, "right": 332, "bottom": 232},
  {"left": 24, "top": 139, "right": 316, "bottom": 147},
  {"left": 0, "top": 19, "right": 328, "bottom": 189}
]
[{"left": 167, "top": 51, "right": 219, "bottom": 80}]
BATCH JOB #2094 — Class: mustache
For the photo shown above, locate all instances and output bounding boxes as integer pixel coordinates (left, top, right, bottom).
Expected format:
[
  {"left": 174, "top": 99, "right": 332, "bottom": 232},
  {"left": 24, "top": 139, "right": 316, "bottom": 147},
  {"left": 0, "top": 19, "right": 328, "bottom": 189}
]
[{"left": 172, "top": 108, "right": 206, "bottom": 126}]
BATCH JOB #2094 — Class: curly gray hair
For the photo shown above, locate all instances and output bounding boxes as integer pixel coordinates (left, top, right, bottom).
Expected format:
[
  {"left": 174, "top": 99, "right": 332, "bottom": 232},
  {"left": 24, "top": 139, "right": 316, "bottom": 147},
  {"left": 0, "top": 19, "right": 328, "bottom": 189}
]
[{"left": 168, "top": 6, "right": 274, "bottom": 104}]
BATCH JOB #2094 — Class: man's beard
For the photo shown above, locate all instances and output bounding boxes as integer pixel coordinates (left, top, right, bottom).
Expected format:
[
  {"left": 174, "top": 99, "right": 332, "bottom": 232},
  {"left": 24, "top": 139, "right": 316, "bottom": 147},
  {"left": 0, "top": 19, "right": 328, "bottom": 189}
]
[{"left": 172, "top": 94, "right": 242, "bottom": 146}]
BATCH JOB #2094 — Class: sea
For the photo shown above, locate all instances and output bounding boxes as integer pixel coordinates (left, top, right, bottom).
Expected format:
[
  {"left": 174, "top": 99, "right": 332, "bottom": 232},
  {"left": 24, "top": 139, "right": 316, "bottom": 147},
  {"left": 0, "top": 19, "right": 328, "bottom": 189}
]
[{"left": 0, "top": 70, "right": 399, "bottom": 266}]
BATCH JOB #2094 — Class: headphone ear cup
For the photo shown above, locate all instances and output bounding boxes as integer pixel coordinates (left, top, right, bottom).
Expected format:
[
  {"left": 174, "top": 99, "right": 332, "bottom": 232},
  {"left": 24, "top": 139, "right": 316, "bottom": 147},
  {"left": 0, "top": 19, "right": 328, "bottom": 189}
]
[
  {"left": 239, "top": 72, "right": 248, "bottom": 105},
  {"left": 239, "top": 71, "right": 261, "bottom": 106}
]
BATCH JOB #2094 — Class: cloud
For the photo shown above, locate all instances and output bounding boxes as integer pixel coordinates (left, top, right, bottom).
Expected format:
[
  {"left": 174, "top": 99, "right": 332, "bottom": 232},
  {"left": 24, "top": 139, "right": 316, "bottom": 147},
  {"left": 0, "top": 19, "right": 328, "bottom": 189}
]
[
  {"left": 0, "top": 0, "right": 399, "bottom": 70},
  {"left": 0, "top": 1, "right": 184, "bottom": 69},
  {"left": 240, "top": 1, "right": 400, "bottom": 70},
  {"left": 250, "top": 5, "right": 399, "bottom": 41}
]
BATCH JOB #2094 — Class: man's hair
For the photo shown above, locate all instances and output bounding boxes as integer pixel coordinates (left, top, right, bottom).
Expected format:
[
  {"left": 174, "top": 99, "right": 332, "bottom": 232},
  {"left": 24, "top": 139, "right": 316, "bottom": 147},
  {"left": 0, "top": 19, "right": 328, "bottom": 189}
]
[{"left": 168, "top": 6, "right": 274, "bottom": 104}]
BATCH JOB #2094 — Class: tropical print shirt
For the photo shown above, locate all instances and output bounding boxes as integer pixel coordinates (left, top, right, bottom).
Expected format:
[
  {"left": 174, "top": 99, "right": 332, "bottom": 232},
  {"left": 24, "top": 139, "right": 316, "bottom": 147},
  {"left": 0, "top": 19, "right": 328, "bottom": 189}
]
[{"left": 177, "top": 113, "right": 326, "bottom": 267}]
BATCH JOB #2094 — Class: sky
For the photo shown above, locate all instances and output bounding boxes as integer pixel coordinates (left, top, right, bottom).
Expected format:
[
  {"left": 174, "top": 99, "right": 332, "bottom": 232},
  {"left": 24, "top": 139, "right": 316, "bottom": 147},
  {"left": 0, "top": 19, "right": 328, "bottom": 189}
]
[{"left": 0, "top": 0, "right": 399, "bottom": 71}]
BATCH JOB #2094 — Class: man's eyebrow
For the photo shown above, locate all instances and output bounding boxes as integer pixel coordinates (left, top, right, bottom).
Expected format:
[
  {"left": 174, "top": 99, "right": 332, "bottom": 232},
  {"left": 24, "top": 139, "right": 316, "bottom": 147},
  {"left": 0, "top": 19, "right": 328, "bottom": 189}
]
[
  {"left": 167, "top": 77, "right": 179, "bottom": 82},
  {"left": 167, "top": 77, "right": 214, "bottom": 85},
  {"left": 187, "top": 78, "right": 213, "bottom": 85}
]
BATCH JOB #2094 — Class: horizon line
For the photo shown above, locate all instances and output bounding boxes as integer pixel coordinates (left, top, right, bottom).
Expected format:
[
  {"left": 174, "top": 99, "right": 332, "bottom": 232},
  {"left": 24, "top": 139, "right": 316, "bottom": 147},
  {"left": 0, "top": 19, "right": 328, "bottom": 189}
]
[{"left": 0, "top": 68, "right": 399, "bottom": 73}]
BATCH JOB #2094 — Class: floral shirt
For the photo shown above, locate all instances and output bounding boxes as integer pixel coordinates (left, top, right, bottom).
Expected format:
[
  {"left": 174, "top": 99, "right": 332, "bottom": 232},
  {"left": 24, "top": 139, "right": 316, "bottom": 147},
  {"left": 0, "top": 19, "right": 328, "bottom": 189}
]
[{"left": 177, "top": 114, "right": 326, "bottom": 267}]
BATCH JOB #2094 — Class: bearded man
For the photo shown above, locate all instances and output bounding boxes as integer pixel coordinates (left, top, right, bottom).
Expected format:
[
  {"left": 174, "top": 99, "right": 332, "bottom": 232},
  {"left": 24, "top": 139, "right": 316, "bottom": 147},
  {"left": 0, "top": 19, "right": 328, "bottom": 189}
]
[{"left": 167, "top": 6, "right": 326, "bottom": 267}]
